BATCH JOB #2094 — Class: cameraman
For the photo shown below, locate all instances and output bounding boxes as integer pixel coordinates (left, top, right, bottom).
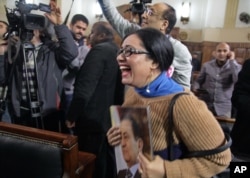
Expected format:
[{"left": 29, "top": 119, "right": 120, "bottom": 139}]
[
  {"left": 8, "top": 3, "right": 78, "bottom": 131},
  {"left": 98, "top": 0, "right": 192, "bottom": 88}
]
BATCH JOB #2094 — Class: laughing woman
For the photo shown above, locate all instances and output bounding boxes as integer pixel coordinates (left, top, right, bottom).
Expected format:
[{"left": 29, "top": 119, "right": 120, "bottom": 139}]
[{"left": 107, "top": 27, "right": 231, "bottom": 178}]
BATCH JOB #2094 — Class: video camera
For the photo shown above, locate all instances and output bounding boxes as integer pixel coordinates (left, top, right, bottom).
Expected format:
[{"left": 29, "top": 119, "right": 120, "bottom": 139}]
[
  {"left": 129, "top": 0, "right": 152, "bottom": 14},
  {"left": 5, "top": 0, "right": 51, "bottom": 41}
]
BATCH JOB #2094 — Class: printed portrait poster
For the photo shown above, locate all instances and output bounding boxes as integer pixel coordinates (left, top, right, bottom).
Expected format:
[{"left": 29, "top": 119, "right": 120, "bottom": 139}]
[{"left": 110, "top": 106, "right": 153, "bottom": 176}]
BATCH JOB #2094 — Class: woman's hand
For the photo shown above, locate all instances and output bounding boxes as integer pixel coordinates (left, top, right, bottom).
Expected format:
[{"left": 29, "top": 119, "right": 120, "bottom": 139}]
[
  {"left": 138, "top": 153, "right": 166, "bottom": 178},
  {"left": 106, "top": 126, "right": 121, "bottom": 146}
]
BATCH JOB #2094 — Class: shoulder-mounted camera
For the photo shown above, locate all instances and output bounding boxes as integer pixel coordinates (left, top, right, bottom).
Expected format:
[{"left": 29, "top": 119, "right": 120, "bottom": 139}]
[
  {"left": 5, "top": 0, "right": 51, "bottom": 41},
  {"left": 129, "top": 0, "right": 152, "bottom": 14}
]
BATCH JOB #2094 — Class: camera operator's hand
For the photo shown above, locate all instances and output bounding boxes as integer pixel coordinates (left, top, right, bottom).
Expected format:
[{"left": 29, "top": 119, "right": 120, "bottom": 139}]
[
  {"left": 9, "top": 35, "right": 20, "bottom": 48},
  {"left": 3, "top": 35, "right": 21, "bottom": 64},
  {"left": 44, "top": 1, "right": 62, "bottom": 25}
]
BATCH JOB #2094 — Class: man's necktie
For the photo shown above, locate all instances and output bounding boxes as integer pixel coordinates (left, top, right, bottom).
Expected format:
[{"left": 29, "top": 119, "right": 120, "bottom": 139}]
[{"left": 125, "top": 169, "right": 132, "bottom": 178}]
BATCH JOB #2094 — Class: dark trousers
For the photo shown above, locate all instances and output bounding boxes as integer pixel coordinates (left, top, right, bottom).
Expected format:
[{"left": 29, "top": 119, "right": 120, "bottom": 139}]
[
  {"left": 59, "top": 92, "right": 74, "bottom": 134},
  {"left": 12, "top": 110, "right": 61, "bottom": 132}
]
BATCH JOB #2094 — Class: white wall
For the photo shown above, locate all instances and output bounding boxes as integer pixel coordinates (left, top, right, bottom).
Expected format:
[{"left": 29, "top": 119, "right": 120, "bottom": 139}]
[
  {"left": 59, "top": 0, "right": 228, "bottom": 29},
  {"left": 204, "top": 0, "right": 227, "bottom": 28},
  {"left": 2, "top": 0, "right": 249, "bottom": 29},
  {"left": 236, "top": 0, "right": 250, "bottom": 27},
  {"left": 1, "top": 0, "right": 249, "bottom": 42}
]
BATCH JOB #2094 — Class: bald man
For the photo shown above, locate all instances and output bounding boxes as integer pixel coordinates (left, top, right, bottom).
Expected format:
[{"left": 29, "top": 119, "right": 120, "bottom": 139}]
[
  {"left": 98, "top": 0, "right": 192, "bottom": 89},
  {"left": 193, "top": 42, "right": 242, "bottom": 117}
]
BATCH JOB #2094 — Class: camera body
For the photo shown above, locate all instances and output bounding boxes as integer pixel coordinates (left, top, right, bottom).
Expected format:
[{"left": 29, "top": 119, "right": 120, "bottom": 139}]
[
  {"left": 5, "top": 0, "right": 51, "bottom": 41},
  {"left": 130, "top": 0, "right": 152, "bottom": 14}
]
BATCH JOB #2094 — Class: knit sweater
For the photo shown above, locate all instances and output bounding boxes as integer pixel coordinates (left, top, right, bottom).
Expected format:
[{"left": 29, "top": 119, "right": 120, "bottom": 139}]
[{"left": 123, "top": 87, "right": 231, "bottom": 178}]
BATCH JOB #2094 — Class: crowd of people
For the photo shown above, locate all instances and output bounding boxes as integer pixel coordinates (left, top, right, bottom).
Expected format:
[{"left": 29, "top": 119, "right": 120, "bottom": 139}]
[{"left": 0, "top": 0, "right": 249, "bottom": 178}]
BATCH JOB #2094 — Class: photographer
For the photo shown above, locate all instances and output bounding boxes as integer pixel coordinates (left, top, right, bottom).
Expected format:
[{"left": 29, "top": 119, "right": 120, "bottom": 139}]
[
  {"left": 7, "top": 2, "right": 78, "bottom": 131},
  {"left": 98, "top": 0, "right": 192, "bottom": 89}
]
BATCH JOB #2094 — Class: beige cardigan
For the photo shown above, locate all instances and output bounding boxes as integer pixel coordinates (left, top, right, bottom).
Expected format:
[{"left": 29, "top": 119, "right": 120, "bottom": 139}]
[{"left": 123, "top": 87, "right": 231, "bottom": 178}]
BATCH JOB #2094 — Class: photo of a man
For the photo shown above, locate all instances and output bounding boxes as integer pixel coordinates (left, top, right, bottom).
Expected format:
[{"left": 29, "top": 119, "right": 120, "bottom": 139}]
[
  {"left": 110, "top": 106, "right": 152, "bottom": 178},
  {"left": 117, "top": 114, "right": 143, "bottom": 178}
]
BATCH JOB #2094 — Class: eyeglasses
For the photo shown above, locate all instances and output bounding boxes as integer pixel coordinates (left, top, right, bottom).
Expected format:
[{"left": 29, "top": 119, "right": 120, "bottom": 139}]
[
  {"left": 117, "top": 47, "right": 150, "bottom": 57},
  {"left": 145, "top": 7, "right": 159, "bottom": 17}
]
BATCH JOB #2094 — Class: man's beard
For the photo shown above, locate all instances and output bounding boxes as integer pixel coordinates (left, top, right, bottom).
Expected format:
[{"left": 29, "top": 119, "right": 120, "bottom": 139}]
[{"left": 73, "top": 33, "right": 83, "bottom": 41}]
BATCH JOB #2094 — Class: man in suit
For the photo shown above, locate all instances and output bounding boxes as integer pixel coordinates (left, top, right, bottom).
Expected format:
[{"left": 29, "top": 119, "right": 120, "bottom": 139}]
[
  {"left": 66, "top": 21, "right": 122, "bottom": 178},
  {"left": 117, "top": 114, "right": 143, "bottom": 178}
]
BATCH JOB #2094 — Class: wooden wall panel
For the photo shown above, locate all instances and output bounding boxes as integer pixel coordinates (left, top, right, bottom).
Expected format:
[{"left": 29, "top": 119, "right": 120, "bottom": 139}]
[{"left": 182, "top": 41, "right": 250, "bottom": 65}]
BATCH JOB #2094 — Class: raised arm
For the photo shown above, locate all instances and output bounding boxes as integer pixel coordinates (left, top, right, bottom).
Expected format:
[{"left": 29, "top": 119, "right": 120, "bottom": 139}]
[
  {"left": 98, "top": 0, "right": 140, "bottom": 38},
  {"left": 45, "top": 2, "right": 78, "bottom": 67},
  {"left": 170, "top": 37, "right": 192, "bottom": 88}
]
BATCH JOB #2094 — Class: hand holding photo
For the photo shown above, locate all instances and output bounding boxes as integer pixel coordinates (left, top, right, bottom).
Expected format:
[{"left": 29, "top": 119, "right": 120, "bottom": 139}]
[{"left": 110, "top": 106, "right": 153, "bottom": 177}]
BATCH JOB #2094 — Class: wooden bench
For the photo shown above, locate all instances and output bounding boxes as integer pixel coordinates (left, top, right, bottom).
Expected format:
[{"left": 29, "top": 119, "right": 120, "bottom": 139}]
[{"left": 0, "top": 121, "right": 95, "bottom": 178}]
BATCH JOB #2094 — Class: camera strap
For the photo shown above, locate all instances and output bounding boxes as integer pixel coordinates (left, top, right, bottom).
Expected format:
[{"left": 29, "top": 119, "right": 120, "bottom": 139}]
[
  {"left": 167, "top": 92, "right": 232, "bottom": 161},
  {"left": 7, "top": 36, "right": 21, "bottom": 64},
  {"left": 63, "top": 0, "right": 74, "bottom": 25}
]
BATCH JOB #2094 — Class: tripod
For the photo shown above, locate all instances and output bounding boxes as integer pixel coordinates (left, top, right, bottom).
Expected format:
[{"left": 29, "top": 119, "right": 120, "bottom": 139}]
[
  {"left": 0, "top": 85, "right": 8, "bottom": 121},
  {"left": 21, "top": 41, "right": 44, "bottom": 129}
]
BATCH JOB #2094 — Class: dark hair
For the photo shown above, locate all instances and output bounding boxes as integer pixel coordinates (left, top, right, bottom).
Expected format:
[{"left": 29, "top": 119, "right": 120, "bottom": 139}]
[
  {"left": 161, "top": 3, "right": 176, "bottom": 34},
  {"left": 123, "top": 27, "right": 174, "bottom": 71},
  {"left": 91, "top": 21, "right": 115, "bottom": 44},
  {"left": 121, "top": 114, "right": 143, "bottom": 139},
  {"left": 70, "top": 14, "right": 89, "bottom": 26}
]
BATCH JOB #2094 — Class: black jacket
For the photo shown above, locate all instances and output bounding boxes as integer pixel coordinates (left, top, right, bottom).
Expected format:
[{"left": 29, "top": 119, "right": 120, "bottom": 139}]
[
  {"left": 67, "top": 41, "right": 123, "bottom": 133},
  {"left": 231, "top": 59, "right": 250, "bottom": 156},
  {"left": 9, "top": 25, "right": 78, "bottom": 117}
]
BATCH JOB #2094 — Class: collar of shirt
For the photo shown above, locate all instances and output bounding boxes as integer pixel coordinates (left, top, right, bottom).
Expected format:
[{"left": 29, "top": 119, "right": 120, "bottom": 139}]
[
  {"left": 34, "top": 42, "right": 43, "bottom": 50},
  {"left": 129, "top": 163, "right": 139, "bottom": 177}
]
